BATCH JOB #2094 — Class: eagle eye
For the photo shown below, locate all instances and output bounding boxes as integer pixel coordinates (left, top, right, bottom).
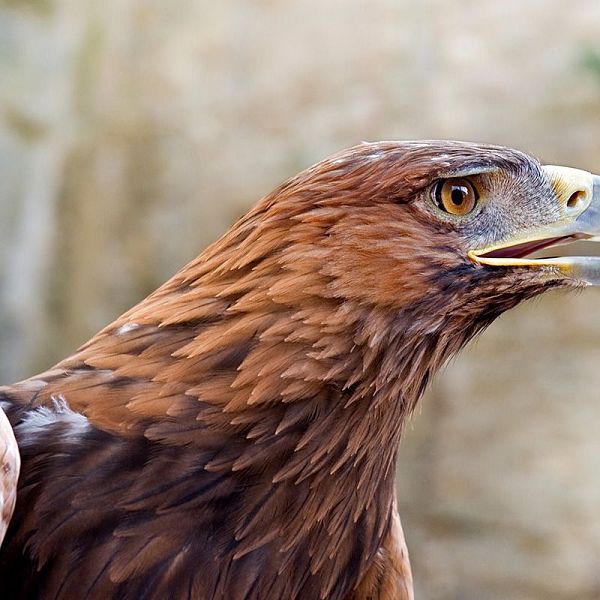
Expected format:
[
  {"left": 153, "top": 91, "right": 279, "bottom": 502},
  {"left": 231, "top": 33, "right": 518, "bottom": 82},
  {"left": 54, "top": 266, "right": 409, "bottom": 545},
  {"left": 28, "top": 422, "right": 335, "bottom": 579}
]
[{"left": 433, "top": 178, "right": 479, "bottom": 216}]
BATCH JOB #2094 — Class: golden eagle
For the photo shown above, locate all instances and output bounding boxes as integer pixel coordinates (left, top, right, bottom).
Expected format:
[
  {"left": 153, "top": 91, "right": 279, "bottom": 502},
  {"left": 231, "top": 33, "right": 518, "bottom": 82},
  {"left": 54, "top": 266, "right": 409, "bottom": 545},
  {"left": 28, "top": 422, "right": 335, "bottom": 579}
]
[{"left": 0, "top": 141, "right": 599, "bottom": 599}]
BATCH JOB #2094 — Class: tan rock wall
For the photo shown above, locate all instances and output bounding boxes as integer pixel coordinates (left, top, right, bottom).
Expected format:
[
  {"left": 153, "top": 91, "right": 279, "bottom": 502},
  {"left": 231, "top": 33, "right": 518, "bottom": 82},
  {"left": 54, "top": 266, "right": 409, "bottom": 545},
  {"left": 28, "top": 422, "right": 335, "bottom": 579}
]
[{"left": 2, "top": 1, "right": 600, "bottom": 597}]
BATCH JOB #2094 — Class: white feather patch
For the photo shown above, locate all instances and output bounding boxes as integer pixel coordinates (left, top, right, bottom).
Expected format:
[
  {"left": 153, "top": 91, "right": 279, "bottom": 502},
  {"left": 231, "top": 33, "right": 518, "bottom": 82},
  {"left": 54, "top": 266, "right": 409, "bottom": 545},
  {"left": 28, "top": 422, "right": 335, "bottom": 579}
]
[
  {"left": 17, "top": 395, "right": 90, "bottom": 447},
  {"left": 116, "top": 322, "right": 140, "bottom": 335}
]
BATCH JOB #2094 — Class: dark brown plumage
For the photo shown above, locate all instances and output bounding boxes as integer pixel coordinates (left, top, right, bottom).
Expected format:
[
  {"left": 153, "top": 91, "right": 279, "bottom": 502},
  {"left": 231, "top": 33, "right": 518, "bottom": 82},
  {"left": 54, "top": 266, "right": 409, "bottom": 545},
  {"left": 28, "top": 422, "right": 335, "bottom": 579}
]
[{"left": 0, "top": 140, "right": 598, "bottom": 599}]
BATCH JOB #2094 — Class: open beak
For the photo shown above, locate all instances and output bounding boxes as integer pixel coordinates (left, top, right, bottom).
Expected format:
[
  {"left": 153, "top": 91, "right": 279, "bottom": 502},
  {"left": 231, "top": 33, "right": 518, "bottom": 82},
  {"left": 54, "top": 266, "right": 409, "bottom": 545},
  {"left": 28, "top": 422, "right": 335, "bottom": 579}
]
[{"left": 469, "top": 166, "right": 600, "bottom": 285}]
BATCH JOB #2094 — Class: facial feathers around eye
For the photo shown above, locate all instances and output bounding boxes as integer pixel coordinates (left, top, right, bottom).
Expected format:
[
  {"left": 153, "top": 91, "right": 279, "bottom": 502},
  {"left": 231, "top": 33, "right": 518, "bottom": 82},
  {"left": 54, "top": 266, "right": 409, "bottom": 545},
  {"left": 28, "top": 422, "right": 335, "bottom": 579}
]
[{"left": 0, "top": 140, "right": 599, "bottom": 600}]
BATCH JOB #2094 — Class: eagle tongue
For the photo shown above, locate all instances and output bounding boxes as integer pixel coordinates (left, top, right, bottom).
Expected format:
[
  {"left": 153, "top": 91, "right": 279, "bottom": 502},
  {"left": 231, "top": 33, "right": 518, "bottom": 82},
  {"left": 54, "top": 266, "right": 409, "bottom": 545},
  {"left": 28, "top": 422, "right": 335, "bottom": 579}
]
[{"left": 481, "top": 236, "right": 571, "bottom": 259}]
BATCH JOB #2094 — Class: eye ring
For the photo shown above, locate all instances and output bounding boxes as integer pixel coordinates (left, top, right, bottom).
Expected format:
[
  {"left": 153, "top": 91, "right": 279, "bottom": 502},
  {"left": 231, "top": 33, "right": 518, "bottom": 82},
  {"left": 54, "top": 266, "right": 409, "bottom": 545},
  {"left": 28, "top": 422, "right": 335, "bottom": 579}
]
[{"left": 433, "top": 178, "right": 479, "bottom": 216}]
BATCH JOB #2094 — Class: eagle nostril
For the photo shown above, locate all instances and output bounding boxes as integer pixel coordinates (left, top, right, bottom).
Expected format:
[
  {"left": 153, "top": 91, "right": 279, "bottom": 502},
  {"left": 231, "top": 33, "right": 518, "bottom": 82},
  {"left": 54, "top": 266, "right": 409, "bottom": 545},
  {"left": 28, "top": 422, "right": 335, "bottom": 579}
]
[{"left": 566, "top": 190, "right": 586, "bottom": 210}]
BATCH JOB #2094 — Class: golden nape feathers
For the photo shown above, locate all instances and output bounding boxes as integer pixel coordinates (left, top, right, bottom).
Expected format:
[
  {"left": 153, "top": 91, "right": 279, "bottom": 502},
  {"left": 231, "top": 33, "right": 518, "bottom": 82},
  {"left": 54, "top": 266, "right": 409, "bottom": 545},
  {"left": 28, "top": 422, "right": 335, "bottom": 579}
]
[{"left": 1, "top": 141, "right": 600, "bottom": 599}]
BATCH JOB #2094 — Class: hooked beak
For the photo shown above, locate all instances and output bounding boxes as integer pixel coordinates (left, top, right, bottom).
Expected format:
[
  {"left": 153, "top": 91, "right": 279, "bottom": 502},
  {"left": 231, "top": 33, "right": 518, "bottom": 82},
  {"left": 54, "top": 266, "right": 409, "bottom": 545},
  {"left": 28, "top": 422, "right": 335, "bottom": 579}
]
[{"left": 469, "top": 166, "right": 600, "bottom": 285}]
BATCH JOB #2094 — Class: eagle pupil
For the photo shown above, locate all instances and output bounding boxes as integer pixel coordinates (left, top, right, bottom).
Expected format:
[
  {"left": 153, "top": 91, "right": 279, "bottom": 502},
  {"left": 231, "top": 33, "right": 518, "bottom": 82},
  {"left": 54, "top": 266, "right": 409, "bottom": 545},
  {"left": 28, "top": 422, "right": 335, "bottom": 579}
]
[{"left": 451, "top": 187, "right": 465, "bottom": 206}]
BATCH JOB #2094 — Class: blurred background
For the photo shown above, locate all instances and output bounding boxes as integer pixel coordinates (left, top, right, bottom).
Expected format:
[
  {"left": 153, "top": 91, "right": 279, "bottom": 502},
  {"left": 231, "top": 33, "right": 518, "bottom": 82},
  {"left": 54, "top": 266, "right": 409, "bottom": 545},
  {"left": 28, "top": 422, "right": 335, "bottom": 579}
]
[{"left": 2, "top": 1, "right": 600, "bottom": 598}]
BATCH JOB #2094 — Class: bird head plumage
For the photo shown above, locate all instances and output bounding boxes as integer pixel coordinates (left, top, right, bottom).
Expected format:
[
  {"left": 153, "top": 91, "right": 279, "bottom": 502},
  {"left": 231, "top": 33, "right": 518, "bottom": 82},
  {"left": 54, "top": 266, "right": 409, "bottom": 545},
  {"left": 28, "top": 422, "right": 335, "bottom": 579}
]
[{"left": 267, "top": 140, "right": 600, "bottom": 309}]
